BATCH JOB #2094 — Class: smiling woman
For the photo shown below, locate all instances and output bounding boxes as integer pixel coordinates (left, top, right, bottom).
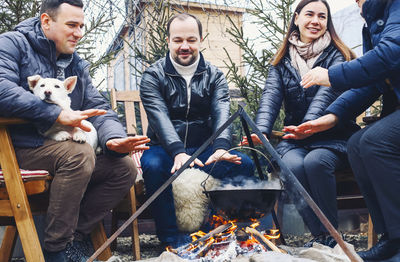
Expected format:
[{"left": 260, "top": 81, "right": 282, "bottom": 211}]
[
  {"left": 245, "top": 0, "right": 359, "bottom": 249},
  {"left": 294, "top": 1, "right": 328, "bottom": 43}
]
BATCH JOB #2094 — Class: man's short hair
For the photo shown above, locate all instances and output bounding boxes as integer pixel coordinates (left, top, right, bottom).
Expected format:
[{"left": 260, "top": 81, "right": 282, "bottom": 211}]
[
  {"left": 40, "top": 0, "right": 84, "bottom": 19},
  {"left": 167, "top": 13, "right": 203, "bottom": 39}
]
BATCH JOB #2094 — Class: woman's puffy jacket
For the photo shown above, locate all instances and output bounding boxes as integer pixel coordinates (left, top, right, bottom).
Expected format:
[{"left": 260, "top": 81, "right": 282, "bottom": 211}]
[{"left": 256, "top": 44, "right": 359, "bottom": 156}]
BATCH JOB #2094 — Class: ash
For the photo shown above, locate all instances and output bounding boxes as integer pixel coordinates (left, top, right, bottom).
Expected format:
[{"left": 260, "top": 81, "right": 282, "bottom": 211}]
[{"left": 110, "top": 232, "right": 368, "bottom": 262}]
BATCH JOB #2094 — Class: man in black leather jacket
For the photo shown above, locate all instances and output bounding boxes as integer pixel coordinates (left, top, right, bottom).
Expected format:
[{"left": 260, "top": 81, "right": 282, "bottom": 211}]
[{"left": 139, "top": 13, "right": 254, "bottom": 247}]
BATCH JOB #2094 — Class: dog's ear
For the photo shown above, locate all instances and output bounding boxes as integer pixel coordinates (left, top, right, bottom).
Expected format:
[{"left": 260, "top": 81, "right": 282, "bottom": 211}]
[
  {"left": 27, "top": 75, "right": 41, "bottom": 91},
  {"left": 64, "top": 76, "right": 78, "bottom": 94}
]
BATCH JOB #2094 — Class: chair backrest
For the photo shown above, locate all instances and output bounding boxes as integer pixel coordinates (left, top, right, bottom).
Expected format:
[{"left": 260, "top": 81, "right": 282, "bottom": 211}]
[{"left": 110, "top": 88, "right": 148, "bottom": 136}]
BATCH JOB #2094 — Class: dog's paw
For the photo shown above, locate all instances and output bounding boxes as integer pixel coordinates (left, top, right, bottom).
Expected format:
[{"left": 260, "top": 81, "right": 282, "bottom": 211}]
[
  {"left": 52, "top": 131, "right": 72, "bottom": 141},
  {"left": 72, "top": 129, "right": 87, "bottom": 143}
]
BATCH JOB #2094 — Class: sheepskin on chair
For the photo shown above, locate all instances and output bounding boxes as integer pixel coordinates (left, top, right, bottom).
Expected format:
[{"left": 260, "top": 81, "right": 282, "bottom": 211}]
[{"left": 172, "top": 168, "right": 220, "bottom": 233}]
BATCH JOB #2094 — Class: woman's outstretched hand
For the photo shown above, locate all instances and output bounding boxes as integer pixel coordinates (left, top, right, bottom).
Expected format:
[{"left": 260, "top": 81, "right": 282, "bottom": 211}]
[
  {"left": 282, "top": 125, "right": 312, "bottom": 140},
  {"left": 292, "top": 114, "right": 339, "bottom": 135}
]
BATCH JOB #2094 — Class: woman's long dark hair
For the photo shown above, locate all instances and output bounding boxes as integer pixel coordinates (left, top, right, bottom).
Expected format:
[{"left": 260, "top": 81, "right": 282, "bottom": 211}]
[{"left": 271, "top": 0, "right": 356, "bottom": 66}]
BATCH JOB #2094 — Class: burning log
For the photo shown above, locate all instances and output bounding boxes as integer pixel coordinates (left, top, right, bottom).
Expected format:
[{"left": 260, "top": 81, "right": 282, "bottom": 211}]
[
  {"left": 193, "top": 223, "right": 233, "bottom": 244},
  {"left": 246, "top": 227, "right": 284, "bottom": 253},
  {"left": 174, "top": 223, "right": 233, "bottom": 254}
]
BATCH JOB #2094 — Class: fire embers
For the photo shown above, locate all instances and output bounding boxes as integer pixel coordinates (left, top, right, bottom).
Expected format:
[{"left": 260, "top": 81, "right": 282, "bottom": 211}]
[{"left": 167, "top": 216, "right": 284, "bottom": 261}]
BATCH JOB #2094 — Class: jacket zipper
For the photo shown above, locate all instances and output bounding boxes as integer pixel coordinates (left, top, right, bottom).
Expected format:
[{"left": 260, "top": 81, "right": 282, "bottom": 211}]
[
  {"left": 166, "top": 69, "right": 206, "bottom": 148},
  {"left": 183, "top": 78, "right": 192, "bottom": 148}
]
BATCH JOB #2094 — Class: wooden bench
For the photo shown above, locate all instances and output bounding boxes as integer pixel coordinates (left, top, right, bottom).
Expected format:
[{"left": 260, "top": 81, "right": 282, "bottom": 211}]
[{"left": 0, "top": 117, "right": 112, "bottom": 261}]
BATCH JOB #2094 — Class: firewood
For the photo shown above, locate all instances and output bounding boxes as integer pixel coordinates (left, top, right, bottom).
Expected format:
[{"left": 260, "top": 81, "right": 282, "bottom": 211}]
[{"left": 245, "top": 227, "right": 284, "bottom": 253}]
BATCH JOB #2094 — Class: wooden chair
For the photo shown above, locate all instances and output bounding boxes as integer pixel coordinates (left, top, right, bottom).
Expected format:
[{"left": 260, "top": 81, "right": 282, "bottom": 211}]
[
  {"left": 109, "top": 88, "right": 149, "bottom": 260},
  {"left": 0, "top": 117, "right": 112, "bottom": 261}
]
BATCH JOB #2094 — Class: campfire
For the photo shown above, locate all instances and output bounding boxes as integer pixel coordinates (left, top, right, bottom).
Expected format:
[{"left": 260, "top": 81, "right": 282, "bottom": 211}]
[{"left": 167, "top": 215, "right": 285, "bottom": 261}]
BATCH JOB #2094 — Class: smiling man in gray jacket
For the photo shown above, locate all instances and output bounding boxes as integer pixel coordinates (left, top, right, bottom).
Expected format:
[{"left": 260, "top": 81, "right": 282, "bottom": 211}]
[{"left": 0, "top": 0, "right": 150, "bottom": 261}]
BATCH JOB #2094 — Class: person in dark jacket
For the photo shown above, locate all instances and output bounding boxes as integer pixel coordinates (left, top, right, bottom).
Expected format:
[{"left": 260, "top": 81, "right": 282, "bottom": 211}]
[
  {"left": 0, "top": 0, "right": 150, "bottom": 261},
  {"left": 139, "top": 13, "right": 254, "bottom": 248},
  {"left": 296, "top": 0, "right": 400, "bottom": 260},
  {"left": 243, "top": 0, "right": 358, "bottom": 248}
]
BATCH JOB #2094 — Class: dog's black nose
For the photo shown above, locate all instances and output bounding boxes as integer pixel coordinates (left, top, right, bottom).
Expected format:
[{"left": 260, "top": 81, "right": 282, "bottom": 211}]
[{"left": 44, "top": 91, "right": 52, "bottom": 97}]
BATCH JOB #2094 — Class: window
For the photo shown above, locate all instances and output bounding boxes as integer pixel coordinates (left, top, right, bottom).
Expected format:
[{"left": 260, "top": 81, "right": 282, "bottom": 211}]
[{"left": 114, "top": 55, "right": 125, "bottom": 91}]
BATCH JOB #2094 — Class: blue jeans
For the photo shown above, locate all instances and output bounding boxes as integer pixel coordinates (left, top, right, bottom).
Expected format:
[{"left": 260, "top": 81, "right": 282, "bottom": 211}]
[
  {"left": 281, "top": 147, "right": 347, "bottom": 236},
  {"left": 347, "top": 109, "right": 400, "bottom": 239},
  {"left": 141, "top": 145, "right": 254, "bottom": 243}
]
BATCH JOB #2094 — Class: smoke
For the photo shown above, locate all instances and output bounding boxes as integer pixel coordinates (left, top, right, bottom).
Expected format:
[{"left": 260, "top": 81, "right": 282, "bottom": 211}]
[{"left": 211, "top": 175, "right": 283, "bottom": 190}]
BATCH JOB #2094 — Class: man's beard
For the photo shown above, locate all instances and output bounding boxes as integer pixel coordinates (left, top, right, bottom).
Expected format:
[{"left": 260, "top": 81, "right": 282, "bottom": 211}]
[{"left": 174, "top": 53, "right": 197, "bottom": 66}]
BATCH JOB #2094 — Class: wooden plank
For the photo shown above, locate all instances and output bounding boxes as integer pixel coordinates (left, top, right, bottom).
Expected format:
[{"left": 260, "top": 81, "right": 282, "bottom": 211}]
[
  {"left": 0, "top": 126, "right": 44, "bottom": 262},
  {"left": 0, "top": 118, "right": 26, "bottom": 125},
  {"left": 0, "top": 187, "right": 9, "bottom": 199},
  {"left": 0, "top": 200, "right": 13, "bottom": 216},
  {"left": 367, "top": 215, "right": 377, "bottom": 249},
  {"left": 115, "top": 90, "right": 141, "bottom": 102},
  {"left": 110, "top": 88, "right": 117, "bottom": 111},
  {"left": 24, "top": 180, "right": 49, "bottom": 196},
  {"left": 0, "top": 180, "right": 49, "bottom": 200},
  {"left": 0, "top": 226, "right": 17, "bottom": 262},
  {"left": 91, "top": 223, "right": 112, "bottom": 261},
  {"left": 129, "top": 186, "right": 141, "bottom": 260},
  {"left": 124, "top": 102, "right": 137, "bottom": 135},
  {"left": 139, "top": 103, "right": 148, "bottom": 135}
]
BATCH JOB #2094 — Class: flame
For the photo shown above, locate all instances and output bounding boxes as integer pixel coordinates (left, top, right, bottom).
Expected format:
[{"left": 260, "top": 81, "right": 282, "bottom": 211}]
[
  {"left": 211, "top": 215, "right": 237, "bottom": 227},
  {"left": 166, "top": 246, "right": 177, "bottom": 253},
  {"left": 264, "top": 229, "right": 281, "bottom": 240},
  {"left": 178, "top": 215, "right": 282, "bottom": 258},
  {"left": 250, "top": 221, "right": 260, "bottom": 228},
  {"left": 190, "top": 230, "right": 206, "bottom": 241},
  {"left": 243, "top": 236, "right": 258, "bottom": 246}
]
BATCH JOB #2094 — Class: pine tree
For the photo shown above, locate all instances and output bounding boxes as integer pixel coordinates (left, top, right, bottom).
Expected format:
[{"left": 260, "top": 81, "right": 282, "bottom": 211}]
[{"left": 225, "top": 0, "right": 294, "bottom": 131}]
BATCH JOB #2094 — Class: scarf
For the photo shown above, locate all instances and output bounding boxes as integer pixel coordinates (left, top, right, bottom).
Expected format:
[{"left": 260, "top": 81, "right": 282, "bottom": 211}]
[{"left": 288, "top": 31, "right": 331, "bottom": 77}]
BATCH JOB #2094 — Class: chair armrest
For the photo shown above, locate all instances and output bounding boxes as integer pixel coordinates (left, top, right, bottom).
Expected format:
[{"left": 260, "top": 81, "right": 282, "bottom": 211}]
[
  {"left": 271, "top": 130, "right": 285, "bottom": 139},
  {"left": 362, "top": 116, "right": 380, "bottom": 125},
  {"left": 0, "top": 117, "right": 27, "bottom": 125}
]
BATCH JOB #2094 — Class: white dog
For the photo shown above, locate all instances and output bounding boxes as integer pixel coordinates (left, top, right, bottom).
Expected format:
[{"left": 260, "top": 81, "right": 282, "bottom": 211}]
[{"left": 28, "top": 75, "right": 98, "bottom": 149}]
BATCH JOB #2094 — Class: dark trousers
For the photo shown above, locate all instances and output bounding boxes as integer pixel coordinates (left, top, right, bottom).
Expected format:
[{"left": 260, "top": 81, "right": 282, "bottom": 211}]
[
  {"left": 281, "top": 147, "right": 347, "bottom": 236},
  {"left": 141, "top": 145, "right": 254, "bottom": 243},
  {"left": 347, "top": 109, "right": 400, "bottom": 239},
  {"left": 15, "top": 139, "right": 136, "bottom": 252}
]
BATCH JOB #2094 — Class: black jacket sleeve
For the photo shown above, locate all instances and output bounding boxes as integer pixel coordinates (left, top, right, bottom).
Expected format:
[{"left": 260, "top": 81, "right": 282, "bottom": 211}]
[
  {"left": 140, "top": 68, "right": 186, "bottom": 157},
  {"left": 255, "top": 65, "right": 284, "bottom": 136},
  {"left": 210, "top": 68, "right": 231, "bottom": 152}
]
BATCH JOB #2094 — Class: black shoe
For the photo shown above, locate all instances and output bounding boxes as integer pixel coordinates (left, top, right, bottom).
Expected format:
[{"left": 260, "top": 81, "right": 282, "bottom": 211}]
[
  {"left": 304, "top": 234, "right": 337, "bottom": 248},
  {"left": 70, "top": 239, "right": 95, "bottom": 257},
  {"left": 357, "top": 234, "right": 400, "bottom": 261},
  {"left": 323, "top": 235, "right": 337, "bottom": 248},
  {"left": 65, "top": 242, "right": 101, "bottom": 262}
]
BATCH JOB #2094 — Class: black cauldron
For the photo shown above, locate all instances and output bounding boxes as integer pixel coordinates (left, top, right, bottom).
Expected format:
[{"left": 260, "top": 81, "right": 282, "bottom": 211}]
[{"left": 204, "top": 188, "right": 283, "bottom": 220}]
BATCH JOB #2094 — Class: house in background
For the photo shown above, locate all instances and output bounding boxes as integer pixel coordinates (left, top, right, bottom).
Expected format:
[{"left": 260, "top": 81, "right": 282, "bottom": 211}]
[{"left": 106, "top": 0, "right": 246, "bottom": 93}]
